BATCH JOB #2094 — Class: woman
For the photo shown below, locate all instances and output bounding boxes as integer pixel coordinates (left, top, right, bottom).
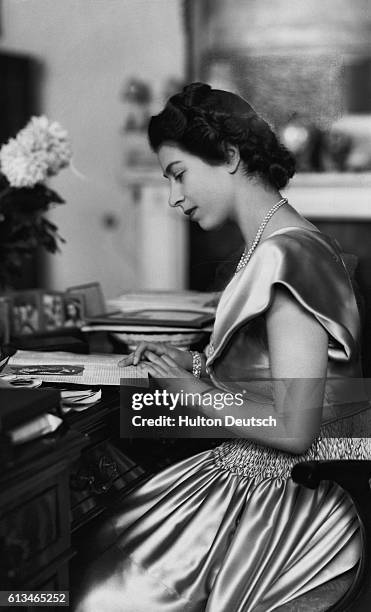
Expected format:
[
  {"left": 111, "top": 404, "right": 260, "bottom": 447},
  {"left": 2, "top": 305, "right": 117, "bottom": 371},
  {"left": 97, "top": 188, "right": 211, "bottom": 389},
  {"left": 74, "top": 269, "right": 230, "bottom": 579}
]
[{"left": 77, "top": 83, "right": 370, "bottom": 611}]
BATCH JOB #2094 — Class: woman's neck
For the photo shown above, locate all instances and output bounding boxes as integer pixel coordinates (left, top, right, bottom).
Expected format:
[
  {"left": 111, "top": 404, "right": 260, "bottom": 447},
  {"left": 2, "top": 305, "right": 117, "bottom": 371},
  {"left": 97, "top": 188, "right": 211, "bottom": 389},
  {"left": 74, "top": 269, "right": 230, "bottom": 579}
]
[{"left": 232, "top": 178, "right": 314, "bottom": 247}]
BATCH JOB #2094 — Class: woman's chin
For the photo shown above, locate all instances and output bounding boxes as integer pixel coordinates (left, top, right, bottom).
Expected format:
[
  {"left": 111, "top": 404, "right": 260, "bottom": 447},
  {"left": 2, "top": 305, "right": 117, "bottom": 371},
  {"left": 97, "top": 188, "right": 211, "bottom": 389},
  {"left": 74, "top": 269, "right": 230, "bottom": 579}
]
[
  {"left": 197, "top": 218, "right": 225, "bottom": 231},
  {"left": 197, "top": 221, "right": 211, "bottom": 231}
]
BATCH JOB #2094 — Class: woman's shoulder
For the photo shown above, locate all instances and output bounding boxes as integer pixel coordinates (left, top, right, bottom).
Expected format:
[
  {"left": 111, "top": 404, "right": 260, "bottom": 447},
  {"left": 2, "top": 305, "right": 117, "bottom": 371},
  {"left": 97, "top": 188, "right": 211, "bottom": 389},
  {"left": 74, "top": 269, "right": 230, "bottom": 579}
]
[
  {"left": 257, "top": 226, "right": 347, "bottom": 272},
  {"left": 247, "top": 226, "right": 354, "bottom": 294},
  {"left": 263, "top": 226, "right": 339, "bottom": 255}
]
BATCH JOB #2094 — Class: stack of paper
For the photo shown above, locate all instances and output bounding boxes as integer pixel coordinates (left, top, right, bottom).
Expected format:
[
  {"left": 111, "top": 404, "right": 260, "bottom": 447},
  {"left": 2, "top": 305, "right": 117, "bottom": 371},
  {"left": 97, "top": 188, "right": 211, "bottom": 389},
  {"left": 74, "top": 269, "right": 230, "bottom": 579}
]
[
  {"left": 81, "top": 290, "right": 219, "bottom": 339},
  {"left": 107, "top": 290, "right": 220, "bottom": 314}
]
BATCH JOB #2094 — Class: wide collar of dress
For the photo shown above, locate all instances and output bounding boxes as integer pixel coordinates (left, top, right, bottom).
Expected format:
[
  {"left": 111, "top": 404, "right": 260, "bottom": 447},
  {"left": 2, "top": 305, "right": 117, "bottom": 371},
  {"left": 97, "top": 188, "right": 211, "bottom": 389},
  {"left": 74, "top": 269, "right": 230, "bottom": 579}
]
[{"left": 206, "top": 227, "right": 359, "bottom": 369}]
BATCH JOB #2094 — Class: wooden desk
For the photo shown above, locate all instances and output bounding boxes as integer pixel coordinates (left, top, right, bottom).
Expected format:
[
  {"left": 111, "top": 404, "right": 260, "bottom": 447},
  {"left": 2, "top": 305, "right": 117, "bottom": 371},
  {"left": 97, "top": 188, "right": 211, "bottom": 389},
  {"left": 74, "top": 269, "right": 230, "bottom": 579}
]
[
  {"left": 66, "top": 389, "right": 148, "bottom": 533},
  {"left": 0, "top": 385, "right": 219, "bottom": 607},
  {"left": 0, "top": 390, "right": 149, "bottom": 599},
  {"left": 0, "top": 428, "right": 86, "bottom": 592}
]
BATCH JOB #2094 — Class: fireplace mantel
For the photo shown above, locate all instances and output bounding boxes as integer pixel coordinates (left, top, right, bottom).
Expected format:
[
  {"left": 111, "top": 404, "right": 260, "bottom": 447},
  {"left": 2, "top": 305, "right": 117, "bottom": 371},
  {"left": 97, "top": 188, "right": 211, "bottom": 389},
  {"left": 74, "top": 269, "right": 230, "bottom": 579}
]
[
  {"left": 125, "top": 171, "right": 371, "bottom": 289},
  {"left": 284, "top": 173, "right": 371, "bottom": 219}
]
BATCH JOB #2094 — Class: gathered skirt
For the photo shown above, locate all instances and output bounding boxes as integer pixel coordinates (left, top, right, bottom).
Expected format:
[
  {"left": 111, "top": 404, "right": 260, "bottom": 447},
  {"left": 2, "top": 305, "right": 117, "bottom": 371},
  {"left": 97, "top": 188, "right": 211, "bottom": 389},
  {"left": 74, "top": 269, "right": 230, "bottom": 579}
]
[{"left": 74, "top": 430, "right": 371, "bottom": 612}]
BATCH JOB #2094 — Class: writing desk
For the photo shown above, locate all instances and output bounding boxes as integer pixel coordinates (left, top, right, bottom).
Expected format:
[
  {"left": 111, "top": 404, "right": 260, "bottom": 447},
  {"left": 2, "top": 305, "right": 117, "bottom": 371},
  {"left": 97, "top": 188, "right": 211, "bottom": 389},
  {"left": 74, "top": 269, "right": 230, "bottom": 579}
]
[{"left": 0, "top": 388, "right": 150, "bottom": 598}]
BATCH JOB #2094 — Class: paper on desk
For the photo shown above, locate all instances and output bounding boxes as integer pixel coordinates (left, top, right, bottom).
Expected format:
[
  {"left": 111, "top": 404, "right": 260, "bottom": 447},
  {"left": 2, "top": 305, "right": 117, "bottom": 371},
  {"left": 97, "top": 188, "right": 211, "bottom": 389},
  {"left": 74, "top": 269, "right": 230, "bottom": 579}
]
[
  {"left": 81, "top": 324, "right": 214, "bottom": 333},
  {"left": 107, "top": 290, "right": 220, "bottom": 314},
  {"left": 5, "top": 351, "right": 149, "bottom": 387}
]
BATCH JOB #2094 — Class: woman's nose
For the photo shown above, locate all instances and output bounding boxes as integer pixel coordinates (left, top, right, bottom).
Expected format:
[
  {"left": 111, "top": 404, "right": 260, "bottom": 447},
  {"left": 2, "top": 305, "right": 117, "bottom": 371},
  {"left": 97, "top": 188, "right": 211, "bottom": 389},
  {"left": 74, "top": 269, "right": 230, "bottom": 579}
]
[{"left": 168, "top": 184, "right": 184, "bottom": 208}]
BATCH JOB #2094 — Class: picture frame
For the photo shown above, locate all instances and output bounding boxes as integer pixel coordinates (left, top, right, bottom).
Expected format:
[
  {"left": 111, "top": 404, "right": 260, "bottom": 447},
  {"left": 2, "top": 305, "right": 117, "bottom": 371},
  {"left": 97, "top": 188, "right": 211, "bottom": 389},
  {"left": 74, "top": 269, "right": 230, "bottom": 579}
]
[
  {"left": 86, "top": 309, "right": 214, "bottom": 329},
  {"left": 41, "top": 291, "right": 65, "bottom": 331},
  {"left": 66, "top": 282, "right": 106, "bottom": 317},
  {"left": 0, "top": 295, "right": 11, "bottom": 345},
  {"left": 10, "top": 290, "right": 42, "bottom": 336},
  {"left": 63, "top": 293, "right": 85, "bottom": 328}
]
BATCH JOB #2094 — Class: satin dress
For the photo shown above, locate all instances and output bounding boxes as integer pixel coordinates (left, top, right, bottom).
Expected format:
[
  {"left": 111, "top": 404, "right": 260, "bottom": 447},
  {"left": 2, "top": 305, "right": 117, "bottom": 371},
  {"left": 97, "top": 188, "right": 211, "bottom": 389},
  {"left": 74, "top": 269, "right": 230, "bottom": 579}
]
[{"left": 76, "top": 228, "right": 371, "bottom": 612}]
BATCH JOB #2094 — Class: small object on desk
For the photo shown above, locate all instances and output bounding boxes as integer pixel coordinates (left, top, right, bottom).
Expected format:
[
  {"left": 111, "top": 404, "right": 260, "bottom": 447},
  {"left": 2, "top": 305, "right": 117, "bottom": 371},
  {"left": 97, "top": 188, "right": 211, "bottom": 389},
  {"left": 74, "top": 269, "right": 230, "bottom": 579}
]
[
  {"left": 8, "top": 364, "right": 84, "bottom": 375},
  {"left": 0, "top": 373, "right": 43, "bottom": 388},
  {"left": 61, "top": 388, "right": 102, "bottom": 412},
  {"left": 9, "top": 412, "right": 63, "bottom": 444}
]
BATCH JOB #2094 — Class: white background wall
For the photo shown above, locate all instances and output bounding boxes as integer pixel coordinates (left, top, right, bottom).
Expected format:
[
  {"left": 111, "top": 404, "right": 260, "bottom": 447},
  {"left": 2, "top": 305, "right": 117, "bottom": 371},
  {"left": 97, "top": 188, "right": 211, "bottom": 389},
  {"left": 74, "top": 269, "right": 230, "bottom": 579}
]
[{"left": 0, "top": 0, "right": 185, "bottom": 298}]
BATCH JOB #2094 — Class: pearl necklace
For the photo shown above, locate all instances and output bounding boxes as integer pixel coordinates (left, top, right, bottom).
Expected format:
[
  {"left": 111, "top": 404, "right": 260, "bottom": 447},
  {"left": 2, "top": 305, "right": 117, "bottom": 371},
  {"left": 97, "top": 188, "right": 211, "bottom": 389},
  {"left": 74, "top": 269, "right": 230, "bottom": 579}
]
[{"left": 235, "top": 197, "right": 288, "bottom": 274}]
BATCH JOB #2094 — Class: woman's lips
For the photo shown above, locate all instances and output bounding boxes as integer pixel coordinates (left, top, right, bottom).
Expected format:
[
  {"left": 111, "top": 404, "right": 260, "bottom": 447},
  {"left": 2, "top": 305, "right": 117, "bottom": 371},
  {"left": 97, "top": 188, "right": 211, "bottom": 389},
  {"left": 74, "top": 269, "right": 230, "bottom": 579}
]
[{"left": 185, "top": 206, "right": 197, "bottom": 219}]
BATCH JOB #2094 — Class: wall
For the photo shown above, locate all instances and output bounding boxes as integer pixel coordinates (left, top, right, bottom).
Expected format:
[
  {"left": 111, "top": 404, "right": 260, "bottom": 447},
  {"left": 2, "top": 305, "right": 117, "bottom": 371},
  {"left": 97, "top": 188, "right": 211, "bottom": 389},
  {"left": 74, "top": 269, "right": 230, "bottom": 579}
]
[{"left": 0, "top": 0, "right": 185, "bottom": 298}]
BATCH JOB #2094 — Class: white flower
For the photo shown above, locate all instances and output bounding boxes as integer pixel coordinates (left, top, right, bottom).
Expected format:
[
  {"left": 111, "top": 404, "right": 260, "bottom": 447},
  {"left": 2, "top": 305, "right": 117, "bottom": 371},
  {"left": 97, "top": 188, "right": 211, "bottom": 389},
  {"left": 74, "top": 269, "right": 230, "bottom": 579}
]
[{"left": 0, "top": 115, "right": 72, "bottom": 188}]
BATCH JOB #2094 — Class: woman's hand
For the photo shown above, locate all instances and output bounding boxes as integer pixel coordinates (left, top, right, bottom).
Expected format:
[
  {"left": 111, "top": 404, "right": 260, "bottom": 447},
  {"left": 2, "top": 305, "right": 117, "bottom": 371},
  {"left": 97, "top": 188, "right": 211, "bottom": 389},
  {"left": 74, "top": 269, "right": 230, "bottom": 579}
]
[
  {"left": 137, "top": 351, "right": 210, "bottom": 397},
  {"left": 137, "top": 351, "right": 195, "bottom": 379},
  {"left": 118, "top": 342, "right": 193, "bottom": 370}
]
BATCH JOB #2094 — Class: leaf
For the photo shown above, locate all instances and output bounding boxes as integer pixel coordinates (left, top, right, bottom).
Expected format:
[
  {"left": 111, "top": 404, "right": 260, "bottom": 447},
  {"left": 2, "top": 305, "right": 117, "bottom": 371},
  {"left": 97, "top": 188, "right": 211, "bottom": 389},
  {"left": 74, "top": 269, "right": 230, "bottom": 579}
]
[{"left": 0, "top": 176, "right": 66, "bottom": 282}]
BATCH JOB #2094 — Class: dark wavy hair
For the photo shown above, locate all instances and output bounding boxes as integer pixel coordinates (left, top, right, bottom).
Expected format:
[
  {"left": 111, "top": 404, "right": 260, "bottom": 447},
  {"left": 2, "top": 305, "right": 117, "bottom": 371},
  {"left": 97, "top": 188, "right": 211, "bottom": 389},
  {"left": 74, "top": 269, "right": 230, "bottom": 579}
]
[{"left": 148, "top": 82, "right": 295, "bottom": 190}]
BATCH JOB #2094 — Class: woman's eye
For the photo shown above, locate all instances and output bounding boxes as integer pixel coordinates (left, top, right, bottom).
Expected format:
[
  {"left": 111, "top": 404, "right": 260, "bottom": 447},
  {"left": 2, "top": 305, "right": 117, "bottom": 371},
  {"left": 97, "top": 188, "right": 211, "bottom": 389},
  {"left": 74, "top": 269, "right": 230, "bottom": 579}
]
[{"left": 174, "top": 171, "right": 184, "bottom": 181}]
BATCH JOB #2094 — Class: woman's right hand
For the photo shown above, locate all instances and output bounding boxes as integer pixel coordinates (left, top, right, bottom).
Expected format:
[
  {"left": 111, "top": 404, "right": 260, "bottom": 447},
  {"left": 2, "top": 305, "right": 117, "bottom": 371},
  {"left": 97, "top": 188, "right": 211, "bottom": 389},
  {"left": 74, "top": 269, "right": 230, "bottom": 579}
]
[{"left": 118, "top": 342, "right": 193, "bottom": 370}]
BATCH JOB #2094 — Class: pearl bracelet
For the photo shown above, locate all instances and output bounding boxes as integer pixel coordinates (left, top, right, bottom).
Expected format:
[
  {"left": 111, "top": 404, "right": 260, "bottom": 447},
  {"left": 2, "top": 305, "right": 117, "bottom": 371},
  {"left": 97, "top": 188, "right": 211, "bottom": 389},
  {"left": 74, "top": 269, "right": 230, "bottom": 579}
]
[{"left": 190, "top": 350, "right": 202, "bottom": 378}]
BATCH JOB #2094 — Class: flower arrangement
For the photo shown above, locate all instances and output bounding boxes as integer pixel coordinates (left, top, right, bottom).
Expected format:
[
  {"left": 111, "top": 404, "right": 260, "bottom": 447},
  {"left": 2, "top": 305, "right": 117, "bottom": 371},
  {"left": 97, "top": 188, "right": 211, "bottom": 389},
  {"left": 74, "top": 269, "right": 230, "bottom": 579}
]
[{"left": 0, "top": 116, "right": 72, "bottom": 287}]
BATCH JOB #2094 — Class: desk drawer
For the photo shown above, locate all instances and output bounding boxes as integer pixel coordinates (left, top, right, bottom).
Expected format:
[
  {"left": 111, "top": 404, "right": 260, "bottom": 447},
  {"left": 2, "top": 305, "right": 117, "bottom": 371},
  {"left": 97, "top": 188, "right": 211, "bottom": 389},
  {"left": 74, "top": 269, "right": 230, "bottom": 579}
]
[{"left": 0, "top": 464, "right": 70, "bottom": 587}]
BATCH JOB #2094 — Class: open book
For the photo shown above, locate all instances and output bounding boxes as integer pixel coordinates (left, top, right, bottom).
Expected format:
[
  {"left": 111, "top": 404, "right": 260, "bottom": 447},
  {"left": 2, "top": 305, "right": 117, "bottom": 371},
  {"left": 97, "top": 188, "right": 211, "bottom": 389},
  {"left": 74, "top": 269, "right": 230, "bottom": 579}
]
[{"left": 4, "top": 351, "right": 149, "bottom": 386}]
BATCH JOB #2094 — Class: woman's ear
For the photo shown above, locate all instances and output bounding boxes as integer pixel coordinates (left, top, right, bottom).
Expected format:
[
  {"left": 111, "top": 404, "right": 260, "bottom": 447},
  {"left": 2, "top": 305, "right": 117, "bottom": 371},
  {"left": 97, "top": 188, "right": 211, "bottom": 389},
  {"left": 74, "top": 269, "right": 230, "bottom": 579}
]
[{"left": 225, "top": 144, "right": 241, "bottom": 174}]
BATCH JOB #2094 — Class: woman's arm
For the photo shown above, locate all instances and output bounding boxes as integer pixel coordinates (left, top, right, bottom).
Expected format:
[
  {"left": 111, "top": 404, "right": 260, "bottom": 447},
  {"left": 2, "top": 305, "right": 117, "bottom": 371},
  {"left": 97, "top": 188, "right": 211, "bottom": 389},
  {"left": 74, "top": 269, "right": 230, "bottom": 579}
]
[
  {"left": 264, "top": 285, "right": 328, "bottom": 452},
  {"left": 140, "top": 286, "right": 328, "bottom": 453}
]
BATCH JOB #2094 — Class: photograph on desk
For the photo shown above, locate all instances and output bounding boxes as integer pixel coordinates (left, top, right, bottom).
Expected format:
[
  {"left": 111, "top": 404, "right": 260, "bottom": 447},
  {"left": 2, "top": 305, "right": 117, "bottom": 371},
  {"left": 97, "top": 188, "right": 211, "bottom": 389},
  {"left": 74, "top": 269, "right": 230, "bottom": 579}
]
[
  {"left": 10, "top": 290, "right": 42, "bottom": 336},
  {"left": 63, "top": 294, "right": 86, "bottom": 328},
  {"left": 41, "top": 291, "right": 65, "bottom": 330},
  {"left": 0, "top": 296, "right": 11, "bottom": 345},
  {"left": 66, "top": 282, "right": 106, "bottom": 318}
]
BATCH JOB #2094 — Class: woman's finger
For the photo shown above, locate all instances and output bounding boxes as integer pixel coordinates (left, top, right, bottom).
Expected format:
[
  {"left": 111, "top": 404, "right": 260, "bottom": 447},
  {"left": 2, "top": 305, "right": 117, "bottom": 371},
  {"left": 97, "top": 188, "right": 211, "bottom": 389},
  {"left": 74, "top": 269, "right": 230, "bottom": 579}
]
[
  {"left": 133, "top": 342, "right": 150, "bottom": 365},
  {"left": 133, "top": 342, "right": 170, "bottom": 365},
  {"left": 159, "top": 354, "right": 180, "bottom": 368},
  {"left": 144, "top": 363, "right": 168, "bottom": 378},
  {"left": 117, "top": 353, "right": 134, "bottom": 366},
  {"left": 145, "top": 350, "right": 168, "bottom": 364},
  {"left": 145, "top": 353, "right": 184, "bottom": 377},
  {"left": 136, "top": 362, "right": 151, "bottom": 376},
  {"left": 144, "top": 351, "right": 178, "bottom": 368}
]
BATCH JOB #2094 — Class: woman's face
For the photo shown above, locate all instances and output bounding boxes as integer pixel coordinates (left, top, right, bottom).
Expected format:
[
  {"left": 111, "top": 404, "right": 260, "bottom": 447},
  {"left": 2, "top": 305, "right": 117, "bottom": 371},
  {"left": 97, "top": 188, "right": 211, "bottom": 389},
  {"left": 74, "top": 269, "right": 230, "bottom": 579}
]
[{"left": 158, "top": 143, "right": 233, "bottom": 230}]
